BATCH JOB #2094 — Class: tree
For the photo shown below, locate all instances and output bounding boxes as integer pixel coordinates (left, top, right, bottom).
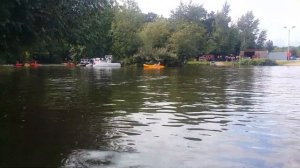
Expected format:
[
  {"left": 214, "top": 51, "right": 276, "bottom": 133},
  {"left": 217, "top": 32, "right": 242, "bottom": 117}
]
[
  {"left": 136, "top": 19, "right": 172, "bottom": 63},
  {"left": 265, "top": 40, "right": 274, "bottom": 52},
  {"left": 237, "top": 11, "right": 260, "bottom": 50},
  {"left": 256, "top": 30, "right": 267, "bottom": 49},
  {"left": 169, "top": 23, "right": 206, "bottom": 63},
  {"left": 0, "top": 0, "right": 114, "bottom": 63},
  {"left": 111, "top": 0, "right": 144, "bottom": 59},
  {"left": 139, "top": 19, "right": 171, "bottom": 49},
  {"left": 296, "top": 46, "right": 300, "bottom": 57},
  {"left": 203, "top": 11, "right": 216, "bottom": 38},
  {"left": 211, "top": 2, "right": 238, "bottom": 55},
  {"left": 170, "top": 2, "right": 207, "bottom": 25}
]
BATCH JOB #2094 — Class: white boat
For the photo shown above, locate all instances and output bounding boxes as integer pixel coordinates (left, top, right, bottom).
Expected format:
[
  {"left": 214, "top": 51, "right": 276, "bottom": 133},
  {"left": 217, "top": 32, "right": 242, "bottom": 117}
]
[{"left": 86, "top": 55, "right": 121, "bottom": 67}]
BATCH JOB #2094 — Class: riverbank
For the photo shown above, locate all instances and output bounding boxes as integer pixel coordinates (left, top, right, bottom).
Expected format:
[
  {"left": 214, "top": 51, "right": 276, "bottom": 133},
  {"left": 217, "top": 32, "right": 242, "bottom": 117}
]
[
  {"left": 188, "top": 60, "right": 300, "bottom": 67},
  {"left": 0, "top": 64, "right": 69, "bottom": 67},
  {"left": 2, "top": 60, "right": 300, "bottom": 68},
  {"left": 276, "top": 60, "right": 300, "bottom": 66}
]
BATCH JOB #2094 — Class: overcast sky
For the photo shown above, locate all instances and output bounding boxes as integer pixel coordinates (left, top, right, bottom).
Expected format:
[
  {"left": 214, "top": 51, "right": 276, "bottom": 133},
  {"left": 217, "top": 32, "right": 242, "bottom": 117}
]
[{"left": 135, "top": 0, "right": 300, "bottom": 47}]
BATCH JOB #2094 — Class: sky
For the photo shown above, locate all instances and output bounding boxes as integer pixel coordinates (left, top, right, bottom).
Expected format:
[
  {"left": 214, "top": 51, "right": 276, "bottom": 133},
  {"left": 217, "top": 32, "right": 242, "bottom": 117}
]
[{"left": 135, "top": 0, "right": 300, "bottom": 47}]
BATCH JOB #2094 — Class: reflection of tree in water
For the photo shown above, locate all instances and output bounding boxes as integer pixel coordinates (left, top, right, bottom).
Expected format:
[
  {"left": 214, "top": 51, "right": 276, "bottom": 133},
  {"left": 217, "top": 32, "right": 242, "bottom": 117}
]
[
  {"left": 42, "top": 68, "right": 119, "bottom": 151},
  {"left": 152, "top": 66, "right": 230, "bottom": 124},
  {"left": 0, "top": 68, "right": 55, "bottom": 167},
  {"left": 0, "top": 66, "right": 261, "bottom": 167},
  {"left": 135, "top": 66, "right": 256, "bottom": 141},
  {"left": 58, "top": 69, "right": 152, "bottom": 167},
  {"left": 0, "top": 67, "right": 135, "bottom": 167},
  {"left": 223, "top": 67, "right": 256, "bottom": 112}
]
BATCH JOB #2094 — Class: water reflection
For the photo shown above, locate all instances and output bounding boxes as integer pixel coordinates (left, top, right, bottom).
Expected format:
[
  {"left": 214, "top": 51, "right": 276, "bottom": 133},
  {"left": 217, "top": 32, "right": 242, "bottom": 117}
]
[{"left": 1, "top": 66, "right": 300, "bottom": 167}]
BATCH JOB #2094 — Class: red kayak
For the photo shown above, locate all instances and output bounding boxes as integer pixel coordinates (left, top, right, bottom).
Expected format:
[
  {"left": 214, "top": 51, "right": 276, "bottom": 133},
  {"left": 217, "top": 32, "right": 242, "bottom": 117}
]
[
  {"left": 14, "top": 63, "right": 23, "bottom": 67},
  {"left": 65, "top": 62, "right": 75, "bottom": 67},
  {"left": 30, "top": 63, "right": 40, "bottom": 67}
]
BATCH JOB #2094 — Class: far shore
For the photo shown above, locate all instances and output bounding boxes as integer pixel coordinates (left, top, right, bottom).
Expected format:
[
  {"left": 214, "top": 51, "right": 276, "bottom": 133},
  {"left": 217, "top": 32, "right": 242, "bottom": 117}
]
[
  {"left": 213, "top": 60, "right": 300, "bottom": 66},
  {"left": 0, "top": 64, "right": 68, "bottom": 67},
  {"left": 276, "top": 60, "right": 300, "bottom": 66},
  {"left": 2, "top": 60, "right": 300, "bottom": 67}
]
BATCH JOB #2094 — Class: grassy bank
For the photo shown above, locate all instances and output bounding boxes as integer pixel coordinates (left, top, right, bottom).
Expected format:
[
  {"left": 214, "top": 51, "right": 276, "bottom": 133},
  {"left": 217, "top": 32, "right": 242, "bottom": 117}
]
[
  {"left": 237, "top": 58, "right": 277, "bottom": 66},
  {"left": 186, "top": 61, "right": 211, "bottom": 65},
  {"left": 187, "top": 59, "right": 278, "bottom": 67},
  {"left": 276, "top": 60, "right": 300, "bottom": 66}
]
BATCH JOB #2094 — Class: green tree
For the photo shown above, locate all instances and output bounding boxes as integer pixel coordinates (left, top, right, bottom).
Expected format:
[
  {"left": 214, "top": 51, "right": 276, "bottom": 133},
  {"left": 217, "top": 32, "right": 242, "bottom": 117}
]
[
  {"left": 136, "top": 19, "right": 173, "bottom": 63},
  {"left": 212, "top": 2, "right": 234, "bottom": 54},
  {"left": 256, "top": 30, "right": 267, "bottom": 49},
  {"left": 265, "top": 40, "right": 274, "bottom": 52},
  {"left": 203, "top": 11, "right": 216, "bottom": 38},
  {"left": 139, "top": 19, "right": 171, "bottom": 49},
  {"left": 237, "top": 11, "right": 260, "bottom": 50},
  {"left": 169, "top": 23, "right": 206, "bottom": 63},
  {"left": 296, "top": 46, "right": 300, "bottom": 57},
  {"left": 111, "top": 0, "right": 144, "bottom": 60},
  {"left": 0, "top": 0, "right": 114, "bottom": 63},
  {"left": 170, "top": 2, "right": 207, "bottom": 25},
  {"left": 168, "top": 1, "right": 213, "bottom": 62}
]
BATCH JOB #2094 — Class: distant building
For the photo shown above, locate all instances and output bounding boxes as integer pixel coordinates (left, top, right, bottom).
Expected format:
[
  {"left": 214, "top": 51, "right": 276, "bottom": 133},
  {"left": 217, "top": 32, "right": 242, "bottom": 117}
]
[
  {"left": 268, "top": 52, "right": 287, "bottom": 60},
  {"left": 239, "top": 49, "right": 268, "bottom": 59}
]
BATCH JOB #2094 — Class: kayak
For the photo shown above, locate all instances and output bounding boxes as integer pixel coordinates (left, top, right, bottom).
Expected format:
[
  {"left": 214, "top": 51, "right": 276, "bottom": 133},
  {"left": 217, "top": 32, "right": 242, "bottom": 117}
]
[
  {"left": 143, "top": 64, "right": 165, "bottom": 69},
  {"left": 20, "top": 63, "right": 40, "bottom": 68},
  {"left": 30, "top": 63, "right": 40, "bottom": 67},
  {"left": 14, "top": 63, "right": 23, "bottom": 67},
  {"left": 64, "top": 62, "right": 76, "bottom": 67}
]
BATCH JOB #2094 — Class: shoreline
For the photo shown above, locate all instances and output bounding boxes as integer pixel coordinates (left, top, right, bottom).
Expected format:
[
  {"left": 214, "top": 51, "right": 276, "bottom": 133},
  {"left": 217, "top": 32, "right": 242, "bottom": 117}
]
[
  {"left": 2, "top": 60, "right": 300, "bottom": 67},
  {"left": 214, "top": 60, "right": 300, "bottom": 66},
  {"left": 0, "top": 64, "right": 67, "bottom": 67},
  {"left": 276, "top": 60, "right": 300, "bottom": 66}
]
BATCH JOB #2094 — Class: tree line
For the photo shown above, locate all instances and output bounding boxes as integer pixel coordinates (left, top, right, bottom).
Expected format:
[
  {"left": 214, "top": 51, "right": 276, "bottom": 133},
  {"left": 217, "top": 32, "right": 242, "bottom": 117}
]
[{"left": 0, "top": 0, "right": 276, "bottom": 65}]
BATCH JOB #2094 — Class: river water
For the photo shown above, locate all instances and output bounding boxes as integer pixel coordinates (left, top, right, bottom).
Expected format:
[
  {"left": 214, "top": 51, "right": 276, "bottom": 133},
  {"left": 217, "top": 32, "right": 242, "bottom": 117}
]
[{"left": 0, "top": 65, "right": 300, "bottom": 168}]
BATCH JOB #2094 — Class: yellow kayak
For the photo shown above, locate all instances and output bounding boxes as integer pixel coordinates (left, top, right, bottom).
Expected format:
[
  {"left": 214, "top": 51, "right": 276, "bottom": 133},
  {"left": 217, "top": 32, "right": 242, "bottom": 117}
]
[{"left": 143, "top": 64, "right": 165, "bottom": 69}]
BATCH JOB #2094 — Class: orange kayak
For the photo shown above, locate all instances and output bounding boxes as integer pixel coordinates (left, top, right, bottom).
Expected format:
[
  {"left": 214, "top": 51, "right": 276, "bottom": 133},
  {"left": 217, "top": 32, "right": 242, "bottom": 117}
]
[{"left": 143, "top": 64, "right": 165, "bottom": 69}]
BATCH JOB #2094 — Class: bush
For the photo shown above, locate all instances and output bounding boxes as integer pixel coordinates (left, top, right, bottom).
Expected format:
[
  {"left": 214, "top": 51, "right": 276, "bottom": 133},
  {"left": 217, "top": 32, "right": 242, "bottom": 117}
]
[
  {"left": 187, "top": 61, "right": 210, "bottom": 65},
  {"left": 238, "top": 58, "right": 277, "bottom": 66},
  {"left": 122, "top": 57, "right": 136, "bottom": 66},
  {"left": 133, "top": 47, "right": 180, "bottom": 66}
]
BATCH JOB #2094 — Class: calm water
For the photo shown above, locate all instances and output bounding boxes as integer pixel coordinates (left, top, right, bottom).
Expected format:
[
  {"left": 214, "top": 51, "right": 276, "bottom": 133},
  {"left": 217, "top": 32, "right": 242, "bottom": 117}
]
[{"left": 1, "top": 65, "right": 300, "bottom": 168}]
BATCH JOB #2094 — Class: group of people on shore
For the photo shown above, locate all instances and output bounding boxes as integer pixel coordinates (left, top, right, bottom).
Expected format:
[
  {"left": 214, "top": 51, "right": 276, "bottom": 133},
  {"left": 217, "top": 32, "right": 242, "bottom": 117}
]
[{"left": 196, "top": 54, "right": 240, "bottom": 62}]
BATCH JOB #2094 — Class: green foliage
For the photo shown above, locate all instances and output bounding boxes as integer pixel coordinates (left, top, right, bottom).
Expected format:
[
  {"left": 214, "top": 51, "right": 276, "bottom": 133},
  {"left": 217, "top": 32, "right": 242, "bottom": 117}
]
[
  {"left": 266, "top": 40, "right": 274, "bottom": 52},
  {"left": 170, "top": 2, "right": 207, "bottom": 25},
  {"left": 238, "top": 58, "right": 277, "bottom": 66},
  {"left": 256, "top": 30, "right": 267, "bottom": 49},
  {"left": 133, "top": 48, "right": 177, "bottom": 66},
  {"left": 0, "top": 0, "right": 271, "bottom": 66},
  {"left": 134, "top": 19, "right": 175, "bottom": 65},
  {"left": 187, "top": 61, "right": 210, "bottom": 65},
  {"left": 296, "top": 46, "right": 300, "bottom": 57},
  {"left": 237, "top": 11, "right": 260, "bottom": 50},
  {"left": 69, "top": 45, "right": 86, "bottom": 62},
  {"left": 139, "top": 19, "right": 171, "bottom": 49},
  {"left": 211, "top": 2, "right": 240, "bottom": 55},
  {"left": 111, "top": 0, "right": 144, "bottom": 60},
  {"left": 169, "top": 23, "right": 206, "bottom": 63},
  {"left": 0, "top": 0, "right": 114, "bottom": 63}
]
